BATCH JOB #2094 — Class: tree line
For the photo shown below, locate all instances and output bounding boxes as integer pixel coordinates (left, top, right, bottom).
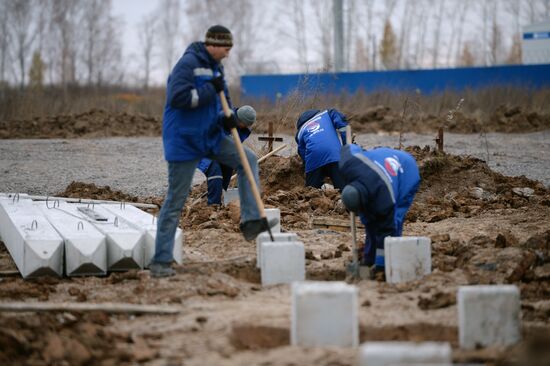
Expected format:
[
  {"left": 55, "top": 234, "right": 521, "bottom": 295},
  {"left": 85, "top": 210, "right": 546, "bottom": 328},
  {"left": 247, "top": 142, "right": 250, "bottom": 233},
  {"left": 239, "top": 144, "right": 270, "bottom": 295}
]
[{"left": 1, "top": 0, "right": 549, "bottom": 90}]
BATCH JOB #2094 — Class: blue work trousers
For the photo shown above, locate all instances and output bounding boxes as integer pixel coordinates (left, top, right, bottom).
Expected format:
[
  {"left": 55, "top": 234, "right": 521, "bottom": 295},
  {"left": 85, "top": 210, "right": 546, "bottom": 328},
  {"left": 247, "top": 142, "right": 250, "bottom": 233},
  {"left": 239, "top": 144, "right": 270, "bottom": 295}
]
[{"left": 153, "top": 135, "right": 260, "bottom": 264}]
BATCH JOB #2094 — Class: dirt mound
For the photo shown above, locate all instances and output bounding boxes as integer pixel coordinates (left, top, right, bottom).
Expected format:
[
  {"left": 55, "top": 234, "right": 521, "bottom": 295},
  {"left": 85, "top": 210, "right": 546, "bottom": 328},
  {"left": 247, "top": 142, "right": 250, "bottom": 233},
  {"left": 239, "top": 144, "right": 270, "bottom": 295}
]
[
  {"left": 406, "top": 145, "right": 549, "bottom": 224},
  {"left": 2, "top": 105, "right": 548, "bottom": 139},
  {"left": 0, "top": 108, "right": 161, "bottom": 139},
  {"left": 55, "top": 148, "right": 549, "bottom": 234},
  {"left": 56, "top": 181, "right": 163, "bottom": 208},
  {"left": 346, "top": 104, "right": 550, "bottom": 134},
  {"left": 0, "top": 312, "right": 147, "bottom": 365}
]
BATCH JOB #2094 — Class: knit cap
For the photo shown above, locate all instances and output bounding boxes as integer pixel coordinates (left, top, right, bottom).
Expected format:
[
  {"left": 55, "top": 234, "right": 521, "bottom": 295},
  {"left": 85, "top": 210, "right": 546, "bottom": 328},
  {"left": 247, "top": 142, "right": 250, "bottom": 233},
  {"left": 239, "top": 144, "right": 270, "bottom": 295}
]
[
  {"left": 236, "top": 105, "right": 256, "bottom": 127},
  {"left": 205, "top": 25, "right": 233, "bottom": 47}
]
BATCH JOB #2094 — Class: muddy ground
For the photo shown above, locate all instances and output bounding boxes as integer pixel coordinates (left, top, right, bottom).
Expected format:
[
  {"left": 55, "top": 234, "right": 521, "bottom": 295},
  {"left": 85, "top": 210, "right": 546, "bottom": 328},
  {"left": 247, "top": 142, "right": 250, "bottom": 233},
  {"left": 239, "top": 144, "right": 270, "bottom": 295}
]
[
  {"left": 0, "top": 109, "right": 549, "bottom": 365},
  {"left": 1, "top": 104, "right": 549, "bottom": 139}
]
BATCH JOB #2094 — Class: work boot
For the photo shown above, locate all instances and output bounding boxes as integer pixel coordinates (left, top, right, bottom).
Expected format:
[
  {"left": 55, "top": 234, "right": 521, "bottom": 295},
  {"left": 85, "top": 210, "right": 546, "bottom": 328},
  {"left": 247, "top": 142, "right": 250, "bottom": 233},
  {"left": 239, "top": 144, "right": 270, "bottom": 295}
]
[
  {"left": 149, "top": 262, "right": 175, "bottom": 278},
  {"left": 240, "top": 217, "right": 279, "bottom": 241}
]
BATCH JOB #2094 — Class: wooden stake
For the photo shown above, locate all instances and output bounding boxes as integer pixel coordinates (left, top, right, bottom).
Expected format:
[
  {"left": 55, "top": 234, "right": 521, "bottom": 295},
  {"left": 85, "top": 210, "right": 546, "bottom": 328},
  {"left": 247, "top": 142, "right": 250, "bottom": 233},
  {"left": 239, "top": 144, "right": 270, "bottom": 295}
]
[{"left": 0, "top": 302, "right": 181, "bottom": 315}]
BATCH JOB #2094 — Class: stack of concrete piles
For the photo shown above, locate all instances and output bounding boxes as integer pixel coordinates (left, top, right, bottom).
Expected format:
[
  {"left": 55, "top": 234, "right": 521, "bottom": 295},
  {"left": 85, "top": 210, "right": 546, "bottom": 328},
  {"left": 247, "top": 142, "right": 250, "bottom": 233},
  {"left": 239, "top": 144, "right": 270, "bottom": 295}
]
[{"left": 0, "top": 196, "right": 181, "bottom": 278}]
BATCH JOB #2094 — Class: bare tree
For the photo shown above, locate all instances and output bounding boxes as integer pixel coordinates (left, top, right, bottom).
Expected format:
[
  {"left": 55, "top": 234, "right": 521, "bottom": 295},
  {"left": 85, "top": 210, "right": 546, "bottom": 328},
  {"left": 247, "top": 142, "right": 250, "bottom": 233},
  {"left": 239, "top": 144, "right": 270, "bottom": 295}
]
[
  {"left": 81, "top": 0, "right": 106, "bottom": 85},
  {"left": 311, "top": 0, "right": 333, "bottom": 71},
  {"left": 413, "top": 0, "right": 430, "bottom": 68},
  {"left": 431, "top": 0, "right": 445, "bottom": 68},
  {"left": 138, "top": 14, "right": 157, "bottom": 90},
  {"left": 444, "top": 0, "right": 462, "bottom": 66},
  {"left": 397, "top": 0, "right": 414, "bottom": 69},
  {"left": 158, "top": 0, "right": 181, "bottom": 78},
  {"left": 344, "top": 0, "right": 357, "bottom": 70},
  {"left": 49, "top": 0, "right": 81, "bottom": 87},
  {"left": 488, "top": 1, "right": 503, "bottom": 65},
  {"left": 8, "top": 0, "right": 38, "bottom": 89},
  {"left": 459, "top": 42, "right": 476, "bottom": 66},
  {"left": 94, "top": 12, "right": 123, "bottom": 86},
  {"left": 276, "top": 0, "right": 309, "bottom": 72},
  {"left": 453, "top": 1, "right": 470, "bottom": 67},
  {"left": 362, "top": 0, "right": 375, "bottom": 70},
  {"left": 380, "top": 20, "right": 397, "bottom": 70},
  {"left": 0, "top": 0, "right": 12, "bottom": 84}
]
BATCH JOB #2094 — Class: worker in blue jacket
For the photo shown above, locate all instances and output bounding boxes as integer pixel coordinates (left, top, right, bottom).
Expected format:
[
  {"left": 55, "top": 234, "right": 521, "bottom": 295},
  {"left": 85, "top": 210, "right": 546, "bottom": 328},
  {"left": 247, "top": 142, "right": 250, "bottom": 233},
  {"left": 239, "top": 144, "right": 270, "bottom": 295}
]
[
  {"left": 295, "top": 109, "right": 348, "bottom": 190},
  {"left": 151, "top": 25, "right": 277, "bottom": 278},
  {"left": 339, "top": 144, "right": 421, "bottom": 271},
  {"left": 198, "top": 105, "right": 256, "bottom": 205}
]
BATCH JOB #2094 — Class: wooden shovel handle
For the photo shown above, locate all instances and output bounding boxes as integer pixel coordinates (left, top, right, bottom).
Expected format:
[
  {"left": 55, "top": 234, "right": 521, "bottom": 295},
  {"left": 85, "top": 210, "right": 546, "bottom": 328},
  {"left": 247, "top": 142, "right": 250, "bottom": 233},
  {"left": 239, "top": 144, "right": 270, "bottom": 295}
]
[{"left": 219, "top": 91, "right": 266, "bottom": 218}]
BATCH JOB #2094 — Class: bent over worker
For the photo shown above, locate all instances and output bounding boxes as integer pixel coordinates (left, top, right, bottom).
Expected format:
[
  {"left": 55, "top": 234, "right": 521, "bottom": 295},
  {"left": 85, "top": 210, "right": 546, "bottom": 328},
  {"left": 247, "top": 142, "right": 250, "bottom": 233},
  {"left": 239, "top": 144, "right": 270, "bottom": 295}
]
[
  {"left": 338, "top": 144, "right": 421, "bottom": 271},
  {"left": 197, "top": 105, "right": 256, "bottom": 205},
  {"left": 295, "top": 109, "right": 348, "bottom": 191},
  {"left": 151, "top": 25, "right": 277, "bottom": 278}
]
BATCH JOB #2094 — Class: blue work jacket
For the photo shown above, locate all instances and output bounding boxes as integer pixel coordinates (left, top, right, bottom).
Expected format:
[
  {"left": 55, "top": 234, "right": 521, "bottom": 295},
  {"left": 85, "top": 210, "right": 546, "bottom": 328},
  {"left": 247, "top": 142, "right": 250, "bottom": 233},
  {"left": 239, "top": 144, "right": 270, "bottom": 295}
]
[{"left": 162, "top": 42, "right": 232, "bottom": 162}]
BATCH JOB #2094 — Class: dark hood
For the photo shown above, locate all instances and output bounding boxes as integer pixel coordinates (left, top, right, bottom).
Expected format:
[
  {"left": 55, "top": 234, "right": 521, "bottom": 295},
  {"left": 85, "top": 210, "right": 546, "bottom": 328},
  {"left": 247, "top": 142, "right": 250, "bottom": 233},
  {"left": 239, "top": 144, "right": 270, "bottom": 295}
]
[
  {"left": 296, "top": 109, "right": 321, "bottom": 130},
  {"left": 183, "top": 41, "right": 218, "bottom": 67}
]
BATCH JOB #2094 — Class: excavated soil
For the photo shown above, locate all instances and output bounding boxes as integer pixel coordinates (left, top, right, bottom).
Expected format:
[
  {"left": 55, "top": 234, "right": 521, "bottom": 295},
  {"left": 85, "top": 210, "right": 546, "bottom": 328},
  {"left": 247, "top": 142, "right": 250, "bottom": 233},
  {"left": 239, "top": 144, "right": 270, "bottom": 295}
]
[
  {"left": 1, "top": 146, "right": 549, "bottom": 365},
  {"left": 1, "top": 105, "right": 549, "bottom": 139}
]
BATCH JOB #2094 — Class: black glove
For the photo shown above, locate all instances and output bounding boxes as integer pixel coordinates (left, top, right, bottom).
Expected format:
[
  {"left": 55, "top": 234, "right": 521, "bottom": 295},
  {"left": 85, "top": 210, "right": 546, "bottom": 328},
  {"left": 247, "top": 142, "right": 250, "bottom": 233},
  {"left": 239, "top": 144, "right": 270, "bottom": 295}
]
[
  {"left": 208, "top": 76, "right": 224, "bottom": 93},
  {"left": 222, "top": 113, "right": 238, "bottom": 130}
]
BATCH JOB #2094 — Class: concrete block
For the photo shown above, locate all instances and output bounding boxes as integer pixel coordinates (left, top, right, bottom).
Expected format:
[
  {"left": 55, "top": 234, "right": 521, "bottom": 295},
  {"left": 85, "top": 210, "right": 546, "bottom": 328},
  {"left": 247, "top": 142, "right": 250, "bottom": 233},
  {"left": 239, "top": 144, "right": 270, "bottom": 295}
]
[
  {"left": 255, "top": 232, "right": 298, "bottom": 268},
  {"left": 384, "top": 236, "right": 431, "bottom": 283},
  {"left": 291, "top": 281, "right": 358, "bottom": 347},
  {"left": 359, "top": 342, "right": 452, "bottom": 366},
  {"left": 458, "top": 285, "right": 521, "bottom": 349},
  {"left": 261, "top": 241, "right": 305, "bottom": 286},
  {"left": 0, "top": 198, "right": 63, "bottom": 278},
  {"left": 75, "top": 205, "right": 145, "bottom": 271},
  {"left": 102, "top": 204, "right": 182, "bottom": 267},
  {"left": 223, "top": 187, "right": 239, "bottom": 206},
  {"left": 36, "top": 201, "right": 107, "bottom": 276},
  {"left": 265, "top": 208, "right": 281, "bottom": 233}
]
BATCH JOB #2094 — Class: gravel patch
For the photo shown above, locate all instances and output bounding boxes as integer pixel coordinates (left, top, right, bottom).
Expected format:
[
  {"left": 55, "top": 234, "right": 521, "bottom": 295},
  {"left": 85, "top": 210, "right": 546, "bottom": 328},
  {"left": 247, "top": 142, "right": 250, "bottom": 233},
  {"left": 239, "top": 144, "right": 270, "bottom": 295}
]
[{"left": 0, "top": 131, "right": 548, "bottom": 198}]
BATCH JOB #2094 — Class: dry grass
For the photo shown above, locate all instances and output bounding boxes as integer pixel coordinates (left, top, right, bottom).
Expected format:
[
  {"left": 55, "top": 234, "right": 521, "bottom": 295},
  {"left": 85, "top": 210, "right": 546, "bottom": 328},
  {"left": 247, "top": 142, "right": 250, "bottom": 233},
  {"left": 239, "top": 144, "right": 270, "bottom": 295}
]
[{"left": 1, "top": 85, "right": 549, "bottom": 134}]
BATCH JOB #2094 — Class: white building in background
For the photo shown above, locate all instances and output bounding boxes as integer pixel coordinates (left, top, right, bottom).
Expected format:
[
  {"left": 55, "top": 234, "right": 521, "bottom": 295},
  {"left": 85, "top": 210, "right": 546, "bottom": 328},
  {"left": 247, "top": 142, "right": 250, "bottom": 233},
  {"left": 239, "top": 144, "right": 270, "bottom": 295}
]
[{"left": 522, "top": 20, "right": 550, "bottom": 64}]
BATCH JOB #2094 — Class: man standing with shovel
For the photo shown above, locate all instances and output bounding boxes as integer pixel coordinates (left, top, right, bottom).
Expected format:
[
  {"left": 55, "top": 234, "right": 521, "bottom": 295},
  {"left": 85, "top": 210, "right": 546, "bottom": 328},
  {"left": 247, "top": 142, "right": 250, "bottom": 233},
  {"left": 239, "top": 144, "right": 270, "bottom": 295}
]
[{"left": 150, "top": 25, "right": 277, "bottom": 278}]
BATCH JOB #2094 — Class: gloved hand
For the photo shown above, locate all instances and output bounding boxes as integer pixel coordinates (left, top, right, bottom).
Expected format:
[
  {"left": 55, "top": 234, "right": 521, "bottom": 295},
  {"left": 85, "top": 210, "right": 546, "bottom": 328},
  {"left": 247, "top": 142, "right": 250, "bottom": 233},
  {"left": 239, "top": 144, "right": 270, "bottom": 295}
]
[
  {"left": 208, "top": 76, "right": 224, "bottom": 93},
  {"left": 222, "top": 113, "right": 238, "bottom": 130}
]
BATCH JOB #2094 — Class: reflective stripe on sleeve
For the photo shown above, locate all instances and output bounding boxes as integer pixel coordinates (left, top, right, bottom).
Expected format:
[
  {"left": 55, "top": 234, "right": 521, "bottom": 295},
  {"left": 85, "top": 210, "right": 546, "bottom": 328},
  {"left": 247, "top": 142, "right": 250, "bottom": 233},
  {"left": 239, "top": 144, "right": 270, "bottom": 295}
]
[{"left": 190, "top": 89, "right": 199, "bottom": 108}]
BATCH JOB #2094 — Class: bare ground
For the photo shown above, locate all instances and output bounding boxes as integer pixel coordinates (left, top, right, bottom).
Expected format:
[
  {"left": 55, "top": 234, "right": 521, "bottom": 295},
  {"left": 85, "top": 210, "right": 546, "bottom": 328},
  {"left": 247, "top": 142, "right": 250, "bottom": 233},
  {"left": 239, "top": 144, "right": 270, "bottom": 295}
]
[
  {"left": 1, "top": 144, "right": 549, "bottom": 365},
  {"left": 1, "top": 108, "right": 549, "bottom": 365}
]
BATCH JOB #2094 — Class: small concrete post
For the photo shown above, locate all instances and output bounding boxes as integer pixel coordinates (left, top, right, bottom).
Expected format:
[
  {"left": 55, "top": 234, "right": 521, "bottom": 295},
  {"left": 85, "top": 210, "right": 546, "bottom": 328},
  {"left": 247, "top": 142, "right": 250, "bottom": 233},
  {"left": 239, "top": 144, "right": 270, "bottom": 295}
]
[
  {"left": 260, "top": 241, "right": 305, "bottom": 286},
  {"left": 384, "top": 236, "right": 431, "bottom": 283},
  {"left": 291, "top": 281, "right": 358, "bottom": 347},
  {"left": 256, "top": 232, "right": 298, "bottom": 268},
  {"left": 223, "top": 187, "right": 239, "bottom": 206},
  {"left": 264, "top": 208, "right": 281, "bottom": 233},
  {"left": 458, "top": 285, "right": 521, "bottom": 349},
  {"left": 359, "top": 342, "right": 452, "bottom": 366}
]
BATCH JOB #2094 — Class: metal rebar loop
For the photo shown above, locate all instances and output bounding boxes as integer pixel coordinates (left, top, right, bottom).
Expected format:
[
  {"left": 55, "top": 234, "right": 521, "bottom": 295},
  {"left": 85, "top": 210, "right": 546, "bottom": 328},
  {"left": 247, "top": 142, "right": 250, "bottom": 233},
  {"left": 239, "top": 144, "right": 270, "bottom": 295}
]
[
  {"left": 120, "top": 201, "right": 126, "bottom": 210},
  {"left": 12, "top": 193, "right": 20, "bottom": 203},
  {"left": 77, "top": 221, "right": 84, "bottom": 231},
  {"left": 30, "top": 219, "right": 38, "bottom": 230},
  {"left": 114, "top": 216, "right": 119, "bottom": 227}
]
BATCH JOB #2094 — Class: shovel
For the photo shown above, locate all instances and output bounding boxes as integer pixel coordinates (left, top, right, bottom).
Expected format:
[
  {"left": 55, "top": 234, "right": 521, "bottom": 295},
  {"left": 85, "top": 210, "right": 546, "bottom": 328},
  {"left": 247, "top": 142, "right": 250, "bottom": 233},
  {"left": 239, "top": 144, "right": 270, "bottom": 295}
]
[
  {"left": 219, "top": 91, "right": 274, "bottom": 241},
  {"left": 343, "top": 125, "right": 360, "bottom": 279}
]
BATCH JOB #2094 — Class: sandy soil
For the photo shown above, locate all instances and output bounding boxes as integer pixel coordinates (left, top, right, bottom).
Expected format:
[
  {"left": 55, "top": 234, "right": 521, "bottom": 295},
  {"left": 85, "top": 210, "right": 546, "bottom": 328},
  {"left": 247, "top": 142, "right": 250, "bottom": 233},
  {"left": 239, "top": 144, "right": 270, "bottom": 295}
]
[{"left": 0, "top": 110, "right": 549, "bottom": 365}]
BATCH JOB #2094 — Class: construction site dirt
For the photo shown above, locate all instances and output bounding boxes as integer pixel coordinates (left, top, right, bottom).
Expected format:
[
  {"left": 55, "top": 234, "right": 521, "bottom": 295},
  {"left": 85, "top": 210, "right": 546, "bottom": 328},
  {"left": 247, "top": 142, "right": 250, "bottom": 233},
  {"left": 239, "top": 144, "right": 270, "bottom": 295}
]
[{"left": 0, "top": 110, "right": 549, "bottom": 365}]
